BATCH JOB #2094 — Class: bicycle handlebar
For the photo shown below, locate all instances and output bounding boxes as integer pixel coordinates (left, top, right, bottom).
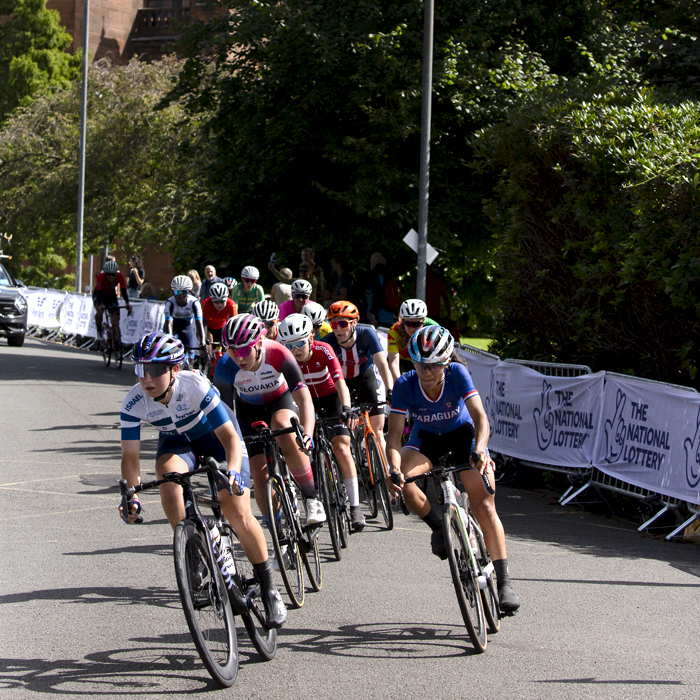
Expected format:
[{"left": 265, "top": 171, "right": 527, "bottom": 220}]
[
  {"left": 244, "top": 416, "right": 308, "bottom": 452},
  {"left": 390, "top": 457, "right": 495, "bottom": 496},
  {"left": 349, "top": 400, "right": 387, "bottom": 415}
]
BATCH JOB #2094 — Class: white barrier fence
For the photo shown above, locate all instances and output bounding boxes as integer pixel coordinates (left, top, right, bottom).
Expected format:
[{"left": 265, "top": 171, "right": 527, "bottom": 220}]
[{"left": 25, "top": 288, "right": 166, "bottom": 345}]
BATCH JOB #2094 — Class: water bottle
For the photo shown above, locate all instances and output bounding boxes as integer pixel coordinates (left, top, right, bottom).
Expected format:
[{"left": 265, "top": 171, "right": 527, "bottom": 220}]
[
  {"left": 220, "top": 534, "right": 236, "bottom": 576},
  {"left": 209, "top": 522, "right": 221, "bottom": 548}
]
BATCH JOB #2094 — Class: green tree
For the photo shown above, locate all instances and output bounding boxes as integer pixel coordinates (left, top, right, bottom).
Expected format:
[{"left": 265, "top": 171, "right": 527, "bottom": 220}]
[{"left": 0, "top": 0, "right": 81, "bottom": 123}]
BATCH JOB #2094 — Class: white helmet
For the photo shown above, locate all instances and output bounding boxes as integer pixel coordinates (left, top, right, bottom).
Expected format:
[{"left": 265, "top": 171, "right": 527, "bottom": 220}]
[
  {"left": 408, "top": 325, "right": 454, "bottom": 364},
  {"left": 104, "top": 260, "right": 119, "bottom": 274},
  {"left": 241, "top": 266, "right": 259, "bottom": 280},
  {"left": 171, "top": 275, "right": 193, "bottom": 292},
  {"left": 209, "top": 282, "right": 229, "bottom": 301},
  {"left": 278, "top": 314, "right": 313, "bottom": 343},
  {"left": 400, "top": 299, "right": 428, "bottom": 320},
  {"left": 252, "top": 299, "right": 279, "bottom": 322},
  {"left": 302, "top": 301, "right": 326, "bottom": 325},
  {"left": 291, "top": 279, "right": 313, "bottom": 296}
]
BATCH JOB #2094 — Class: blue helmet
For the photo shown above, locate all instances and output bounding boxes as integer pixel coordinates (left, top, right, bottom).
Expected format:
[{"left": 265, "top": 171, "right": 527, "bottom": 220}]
[{"left": 132, "top": 332, "right": 185, "bottom": 365}]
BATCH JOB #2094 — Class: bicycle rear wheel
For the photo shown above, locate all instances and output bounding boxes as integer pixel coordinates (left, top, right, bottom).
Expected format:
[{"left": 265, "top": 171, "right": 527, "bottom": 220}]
[
  {"left": 300, "top": 497, "right": 322, "bottom": 592},
  {"left": 329, "top": 454, "right": 350, "bottom": 548},
  {"left": 173, "top": 520, "right": 238, "bottom": 686},
  {"left": 266, "top": 475, "right": 305, "bottom": 608},
  {"left": 443, "top": 506, "right": 487, "bottom": 652},
  {"left": 472, "top": 518, "right": 500, "bottom": 634},
  {"left": 318, "top": 447, "right": 342, "bottom": 561},
  {"left": 115, "top": 341, "right": 123, "bottom": 370},
  {"left": 367, "top": 434, "right": 393, "bottom": 530},
  {"left": 223, "top": 525, "right": 277, "bottom": 660}
]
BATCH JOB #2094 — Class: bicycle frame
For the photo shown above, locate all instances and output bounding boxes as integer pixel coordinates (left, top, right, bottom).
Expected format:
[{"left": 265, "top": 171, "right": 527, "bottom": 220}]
[{"left": 352, "top": 402, "right": 389, "bottom": 486}]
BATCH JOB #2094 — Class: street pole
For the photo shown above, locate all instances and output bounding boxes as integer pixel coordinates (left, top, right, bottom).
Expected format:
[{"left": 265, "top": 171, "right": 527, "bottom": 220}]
[
  {"left": 416, "top": 0, "right": 434, "bottom": 302},
  {"left": 75, "top": 0, "right": 90, "bottom": 292}
]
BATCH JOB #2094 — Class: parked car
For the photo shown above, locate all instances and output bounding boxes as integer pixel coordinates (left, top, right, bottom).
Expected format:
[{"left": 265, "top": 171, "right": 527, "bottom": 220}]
[{"left": 0, "top": 261, "right": 27, "bottom": 347}]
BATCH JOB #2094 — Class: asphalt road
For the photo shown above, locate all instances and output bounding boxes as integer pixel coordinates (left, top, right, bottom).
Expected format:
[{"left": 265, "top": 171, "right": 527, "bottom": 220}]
[{"left": 1, "top": 338, "right": 699, "bottom": 699}]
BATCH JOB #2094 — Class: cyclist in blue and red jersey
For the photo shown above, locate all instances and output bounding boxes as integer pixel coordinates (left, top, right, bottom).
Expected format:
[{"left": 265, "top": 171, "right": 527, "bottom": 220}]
[
  {"left": 118, "top": 332, "right": 286, "bottom": 628},
  {"left": 385, "top": 325, "right": 520, "bottom": 614},
  {"left": 278, "top": 314, "right": 366, "bottom": 531},
  {"left": 214, "top": 313, "right": 326, "bottom": 533},
  {"left": 92, "top": 259, "right": 132, "bottom": 341},
  {"left": 323, "top": 301, "right": 394, "bottom": 456}
]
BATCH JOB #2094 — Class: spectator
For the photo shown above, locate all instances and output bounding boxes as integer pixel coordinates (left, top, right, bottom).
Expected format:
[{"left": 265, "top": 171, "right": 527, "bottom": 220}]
[
  {"left": 301, "top": 247, "right": 328, "bottom": 301},
  {"left": 367, "top": 251, "right": 397, "bottom": 328},
  {"left": 199, "top": 265, "right": 223, "bottom": 302},
  {"left": 127, "top": 255, "right": 145, "bottom": 300},
  {"left": 270, "top": 267, "right": 293, "bottom": 304},
  {"left": 330, "top": 254, "right": 355, "bottom": 303},
  {"left": 139, "top": 282, "right": 159, "bottom": 300},
  {"left": 188, "top": 269, "right": 202, "bottom": 298},
  {"left": 298, "top": 261, "right": 319, "bottom": 301}
]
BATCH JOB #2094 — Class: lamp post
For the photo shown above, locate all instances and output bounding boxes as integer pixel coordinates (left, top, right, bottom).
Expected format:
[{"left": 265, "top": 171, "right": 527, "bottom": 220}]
[
  {"left": 75, "top": 0, "right": 90, "bottom": 292},
  {"left": 416, "top": 0, "right": 434, "bottom": 302}
]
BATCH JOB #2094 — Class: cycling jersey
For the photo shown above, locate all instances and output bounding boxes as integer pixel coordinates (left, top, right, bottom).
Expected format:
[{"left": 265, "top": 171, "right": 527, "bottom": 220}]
[
  {"left": 202, "top": 297, "right": 237, "bottom": 330},
  {"left": 94, "top": 271, "right": 127, "bottom": 295},
  {"left": 214, "top": 339, "right": 306, "bottom": 405},
  {"left": 164, "top": 294, "right": 203, "bottom": 323},
  {"left": 278, "top": 298, "right": 307, "bottom": 321},
  {"left": 231, "top": 283, "right": 264, "bottom": 313},
  {"left": 313, "top": 321, "right": 332, "bottom": 339},
  {"left": 120, "top": 370, "right": 231, "bottom": 442},
  {"left": 390, "top": 363, "right": 479, "bottom": 436},
  {"left": 386, "top": 317, "right": 438, "bottom": 359},
  {"left": 322, "top": 326, "right": 384, "bottom": 379},
  {"left": 296, "top": 341, "right": 343, "bottom": 399}
]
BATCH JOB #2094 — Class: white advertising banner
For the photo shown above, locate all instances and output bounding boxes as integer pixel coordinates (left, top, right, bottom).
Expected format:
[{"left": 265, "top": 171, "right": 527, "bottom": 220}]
[
  {"left": 593, "top": 375, "right": 700, "bottom": 505},
  {"left": 59, "top": 293, "right": 83, "bottom": 334},
  {"left": 32, "top": 290, "right": 65, "bottom": 329},
  {"left": 77, "top": 296, "right": 98, "bottom": 337},
  {"left": 23, "top": 288, "right": 47, "bottom": 327}
]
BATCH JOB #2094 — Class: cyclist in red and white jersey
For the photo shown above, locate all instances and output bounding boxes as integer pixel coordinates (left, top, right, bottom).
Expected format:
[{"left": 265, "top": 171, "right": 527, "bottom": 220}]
[
  {"left": 92, "top": 260, "right": 132, "bottom": 340},
  {"left": 278, "top": 314, "right": 366, "bottom": 531},
  {"left": 201, "top": 282, "right": 237, "bottom": 344}
]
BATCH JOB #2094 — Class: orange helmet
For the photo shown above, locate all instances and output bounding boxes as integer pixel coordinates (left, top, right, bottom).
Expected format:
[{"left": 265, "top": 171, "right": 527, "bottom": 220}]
[{"left": 327, "top": 301, "right": 359, "bottom": 321}]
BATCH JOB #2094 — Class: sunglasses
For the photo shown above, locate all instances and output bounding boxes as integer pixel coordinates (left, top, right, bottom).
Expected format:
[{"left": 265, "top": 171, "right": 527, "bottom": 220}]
[
  {"left": 173, "top": 289, "right": 188, "bottom": 296},
  {"left": 231, "top": 344, "right": 256, "bottom": 359},
  {"left": 293, "top": 293, "right": 309, "bottom": 300},
  {"left": 414, "top": 362, "right": 446, "bottom": 371},
  {"left": 243, "top": 277, "right": 256, "bottom": 284},
  {"left": 330, "top": 319, "right": 351, "bottom": 329},
  {"left": 403, "top": 320, "right": 424, "bottom": 328},
  {"left": 283, "top": 338, "right": 308, "bottom": 350},
  {"left": 106, "top": 273, "right": 116, "bottom": 278},
  {"left": 263, "top": 320, "right": 276, "bottom": 328},
  {"left": 134, "top": 363, "right": 171, "bottom": 378}
]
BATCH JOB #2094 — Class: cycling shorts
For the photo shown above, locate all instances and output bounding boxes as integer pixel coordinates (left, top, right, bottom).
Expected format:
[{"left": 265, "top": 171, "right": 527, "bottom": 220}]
[
  {"left": 313, "top": 392, "right": 350, "bottom": 439},
  {"left": 346, "top": 368, "right": 383, "bottom": 417},
  {"left": 208, "top": 326, "right": 223, "bottom": 344},
  {"left": 173, "top": 319, "right": 199, "bottom": 350},
  {"left": 93, "top": 293, "right": 120, "bottom": 315},
  {"left": 236, "top": 391, "right": 299, "bottom": 457},
  {"left": 155, "top": 405, "right": 251, "bottom": 489},
  {"left": 404, "top": 421, "right": 477, "bottom": 469}
]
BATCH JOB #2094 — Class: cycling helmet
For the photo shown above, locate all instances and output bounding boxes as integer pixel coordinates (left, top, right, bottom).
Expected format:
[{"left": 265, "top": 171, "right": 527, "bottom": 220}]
[
  {"left": 241, "top": 266, "right": 259, "bottom": 280},
  {"left": 278, "top": 314, "right": 313, "bottom": 343},
  {"left": 223, "top": 313, "right": 267, "bottom": 349},
  {"left": 171, "top": 275, "right": 193, "bottom": 292},
  {"left": 291, "top": 279, "right": 313, "bottom": 296},
  {"left": 252, "top": 299, "right": 279, "bottom": 322},
  {"left": 302, "top": 301, "right": 326, "bottom": 325},
  {"left": 400, "top": 299, "right": 428, "bottom": 320},
  {"left": 132, "top": 332, "right": 185, "bottom": 365},
  {"left": 104, "top": 260, "right": 119, "bottom": 274},
  {"left": 327, "top": 301, "right": 359, "bottom": 321},
  {"left": 209, "top": 282, "right": 229, "bottom": 302},
  {"left": 408, "top": 325, "right": 454, "bottom": 365},
  {"left": 224, "top": 276, "right": 237, "bottom": 290}
]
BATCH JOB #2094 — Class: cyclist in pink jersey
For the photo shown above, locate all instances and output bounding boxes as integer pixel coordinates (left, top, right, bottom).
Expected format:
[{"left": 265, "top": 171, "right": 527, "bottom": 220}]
[{"left": 278, "top": 279, "right": 312, "bottom": 320}]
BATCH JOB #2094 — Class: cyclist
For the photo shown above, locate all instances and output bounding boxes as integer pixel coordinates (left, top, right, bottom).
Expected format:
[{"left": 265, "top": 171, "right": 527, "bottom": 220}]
[
  {"left": 202, "top": 281, "right": 237, "bottom": 345},
  {"left": 278, "top": 279, "right": 312, "bottom": 321},
  {"left": 278, "top": 314, "right": 366, "bottom": 531},
  {"left": 223, "top": 276, "right": 237, "bottom": 296},
  {"left": 231, "top": 266, "right": 264, "bottom": 313},
  {"left": 385, "top": 325, "right": 520, "bottom": 614},
  {"left": 93, "top": 259, "right": 132, "bottom": 343},
  {"left": 387, "top": 299, "right": 438, "bottom": 382},
  {"left": 118, "top": 332, "right": 287, "bottom": 628},
  {"left": 252, "top": 299, "right": 280, "bottom": 341},
  {"left": 302, "top": 301, "right": 332, "bottom": 340},
  {"left": 323, "top": 301, "right": 394, "bottom": 456},
  {"left": 164, "top": 275, "right": 206, "bottom": 368},
  {"left": 213, "top": 314, "right": 326, "bottom": 532}
]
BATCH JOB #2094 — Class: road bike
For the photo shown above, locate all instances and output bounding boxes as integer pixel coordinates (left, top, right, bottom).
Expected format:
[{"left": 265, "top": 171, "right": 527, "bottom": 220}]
[
  {"left": 100, "top": 310, "right": 123, "bottom": 370},
  {"left": 202, "top": 341, "right": 224, "bottom": 381},
  {"left": 245, "top": 417, "right": 322, "bottom": 609},
  {"left": 119, "top": 456, "right": 276, "bottom": 687},
  {"left": 349, "top": 401, "right": 393, "bottom": 530},
  {"left": 313, "top": 413, "right": 352, "bottom": 561},
  {"left": 392, "top": 453, "right": 500, "bottom": 653}
]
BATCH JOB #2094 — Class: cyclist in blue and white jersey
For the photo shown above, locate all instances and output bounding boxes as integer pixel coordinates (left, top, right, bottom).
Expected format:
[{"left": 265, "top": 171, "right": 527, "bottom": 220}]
[
  {"left": 323, "top": 301, "right": 393, "bottom": 455},
  {"left": 164, "top": 275, "right": 206, "bottom": 368},
  {"left": 385, "top": 325, "right": 520, "bottom": 614},
  {"left": 118, "top": 332, "right": 287, "bottom": 628}
]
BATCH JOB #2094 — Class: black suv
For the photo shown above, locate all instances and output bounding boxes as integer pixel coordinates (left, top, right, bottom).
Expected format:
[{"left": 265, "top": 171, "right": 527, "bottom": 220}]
[{"left": 0, "top": 261, "right": 27, "bottom": 347}]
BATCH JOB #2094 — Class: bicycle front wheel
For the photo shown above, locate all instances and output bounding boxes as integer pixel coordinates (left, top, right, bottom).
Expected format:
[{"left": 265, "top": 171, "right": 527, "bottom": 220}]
[
  {"left": 318, "top": 447, "right": 342, "bottom": 560},
  {"left": 443, "top": 506, "right": 487, "bottom": 653},
  {"left": 115, "top": 342, "right": 123, "bottom": 370},
  {"left": 173, "top": 520, "right": 239, "bottom": 686},
  {"left": 329, "top": 454, "right": 350, "bottom": 548},
  {"left": 222, "top": 525, "right": 277, "bottom": 661},
  {"left": 472, "top": 519, "right": 500, "bottom": 635},
  {"left": 266, "top": 475, "right": 305, "bottom": 608},
  {"left": 367, "top": 434, "right": 393, "bottom": 530},
  {"left": 102, "top": 342, "right": 111, "bottom": 367},
  {"left": 300, "top": 497, "right": 323, "bottom": 592}
]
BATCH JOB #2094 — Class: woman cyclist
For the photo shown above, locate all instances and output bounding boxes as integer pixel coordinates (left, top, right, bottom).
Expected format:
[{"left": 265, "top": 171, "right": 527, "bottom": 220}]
[
  {"left": 213, "top": 314, "right": 326, "bottom": 530},
  {"left": 92, "top": 259, "right": 132, "bottom": 344},
  {"left": 231, "top": 266, "right": 264, "bottom": 313},
  {"left": 201, "top": 281, "right": 237, "bottom": 344},
  {"left": 323, "top": 301, "right": 393, "bottom": 456},
  {"left": 119, "top": 332, "right": 287, "bottom": 628},
  {"left": 302, "top": 301, "right": 332, "bottom": 340},
  {"left": 387, "top": 299, "right": 438, "bottom": 382},
  {"left": 278, "top": 279, "right": 312, "bottom": 321},
  {"left": 278, "top": 314, "right": 366, "bottom": 531},
  {"left": 385, "top": 325, "right": 520, "bottom": 614},
  {"left": 252, "top": 299, "right": 280, "bottom": 341},
  {"left": 163, "top": 275, "right": 206, "bottom": 368}
]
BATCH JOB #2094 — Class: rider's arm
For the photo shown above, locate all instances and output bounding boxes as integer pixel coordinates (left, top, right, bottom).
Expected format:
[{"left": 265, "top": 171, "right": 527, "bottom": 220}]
[
  {"left": 334, "top": 376, "right": 352, "bottom": 408},
  {"left": 121, "top": 439, "right": 141, "bottom": 486},
  {"left": 388, "top": 352, "right": 400, "bottom": 383},
  {"left": 373, "top": 350, "right": 394, "bottom": 393},
  {"left": 293, "top": 385, "right": 316, "bottom": 443},
  {"left": 465, "top": 394, "right": 490, "bottom": 463},
  {"left": 214, "top": 421, "right": 243, "bottom": 490},
  {"left": 385, "top": 411, "right": 404, "bottom": 473}
]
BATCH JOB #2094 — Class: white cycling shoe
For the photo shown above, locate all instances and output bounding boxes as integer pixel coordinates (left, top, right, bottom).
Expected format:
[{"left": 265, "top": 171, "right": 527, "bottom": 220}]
[{"left": 306, "top": 498, "right": 326, "bottom": 526}]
